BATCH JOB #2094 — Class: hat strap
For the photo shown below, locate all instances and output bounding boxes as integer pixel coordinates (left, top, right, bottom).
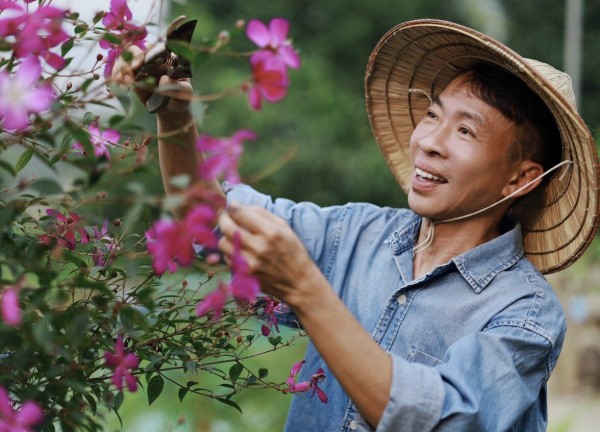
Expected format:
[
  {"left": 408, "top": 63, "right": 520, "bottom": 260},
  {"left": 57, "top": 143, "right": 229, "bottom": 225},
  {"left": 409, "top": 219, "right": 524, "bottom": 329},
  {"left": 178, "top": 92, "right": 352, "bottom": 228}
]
[{"left": 414, "top": 159, "right": 573, "bottom": 254}]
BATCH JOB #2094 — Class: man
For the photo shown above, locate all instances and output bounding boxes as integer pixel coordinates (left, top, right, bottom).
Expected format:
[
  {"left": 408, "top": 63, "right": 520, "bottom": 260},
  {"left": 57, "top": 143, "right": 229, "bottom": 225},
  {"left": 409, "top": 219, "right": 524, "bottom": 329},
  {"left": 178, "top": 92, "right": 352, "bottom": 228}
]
[{"left": 116, "top": 19, "right": 599, "bottom": 431}]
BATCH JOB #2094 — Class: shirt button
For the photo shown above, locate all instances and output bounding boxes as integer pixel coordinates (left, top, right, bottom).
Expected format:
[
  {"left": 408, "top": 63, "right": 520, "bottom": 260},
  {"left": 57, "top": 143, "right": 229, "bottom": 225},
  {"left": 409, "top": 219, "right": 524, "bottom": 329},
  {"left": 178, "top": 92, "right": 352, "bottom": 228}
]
[
  {"left": 397, "top": 294, "right": 407, "bottom": 305},
  {"left": 349, "top": 420, "right": 358, "bottom": 430}
]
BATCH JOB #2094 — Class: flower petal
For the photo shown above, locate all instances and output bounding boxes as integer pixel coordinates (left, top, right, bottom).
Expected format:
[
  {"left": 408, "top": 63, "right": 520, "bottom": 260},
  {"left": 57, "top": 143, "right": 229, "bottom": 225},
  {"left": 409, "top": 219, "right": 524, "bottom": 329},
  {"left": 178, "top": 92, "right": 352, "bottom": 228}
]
[
  {"left": 269, "top": 18, "right": 289, "bottom": 45},
  {"left": 246, "top": 19, "right": 270, "bottom": 48}
]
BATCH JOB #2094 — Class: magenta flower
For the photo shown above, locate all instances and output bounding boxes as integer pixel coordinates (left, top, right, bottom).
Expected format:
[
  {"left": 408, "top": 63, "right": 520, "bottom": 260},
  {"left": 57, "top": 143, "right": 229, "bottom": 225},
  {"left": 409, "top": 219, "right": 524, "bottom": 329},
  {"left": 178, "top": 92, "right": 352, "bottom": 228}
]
[
  {"left": 0, "top": 3, "right": 69, "bottom": 69},
  {"left": 228, "top": 232, "right": 260, "bottom": 302},
  {"left": 0, "top": 386, "right": 43, "bottom": 432},
  {"left": 72, "top": 120, "right": 120, "bottom": 160},
  {"left": 99, "top": 0, "right": 147, "bottom": 77},
  {"left": 285, "top": 360, "right": 311, "bottom": 393},
  {"left": 197, "top": 130, "right": 256, "bottom": 183},
  {"left": 310, "top": 367, "right": 328, "bottom": 403},
  {"left": 1, "top": 285, "right": 21, "bottom": 327},
  {"left": 246, "top": 18, "right": 301, "bottom": 70},
  {"left": 196, "top": 281, "right": 230, "bottom": 319},
  {"left": 104, "top": 336, "right": 139, "bottom": 392},
  {"left": 284, "top": 361, "right": 328, "bottom": 403},
  {"left": 0, "top": 56, "right": 54, "bottom": 131},
  {"left": 90, "top": 219, "right": 119, "bottom": 267},
  {"left": 38, "top": 209, "right": 90, "bottom": 250},
  {"left": 257, "top": 296, "right": 281, "bottom": 336},
  {"left": 145, "top": 204, "right": 218, "bottom": 275},
  {"left": 246, "top": 59, "right": 289, "bottom": 111}
]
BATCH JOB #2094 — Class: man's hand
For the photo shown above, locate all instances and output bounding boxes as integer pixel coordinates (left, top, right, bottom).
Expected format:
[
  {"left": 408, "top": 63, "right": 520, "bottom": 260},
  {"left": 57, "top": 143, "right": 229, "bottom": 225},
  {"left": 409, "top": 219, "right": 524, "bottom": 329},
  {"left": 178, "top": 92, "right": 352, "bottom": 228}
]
[
  {"left": 217, "top": 203, "right": 322, "bottom": 309},
  {"left": 108, "top": 45, "right": 193, "bottom": 116}
]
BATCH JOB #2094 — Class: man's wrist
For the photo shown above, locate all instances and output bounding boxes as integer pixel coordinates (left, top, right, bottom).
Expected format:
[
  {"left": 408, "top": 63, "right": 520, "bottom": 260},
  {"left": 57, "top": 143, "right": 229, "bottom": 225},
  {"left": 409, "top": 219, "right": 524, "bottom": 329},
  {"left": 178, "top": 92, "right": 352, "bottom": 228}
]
[{"left": 157, "top": 109, "right": 195, "bottom": 135}]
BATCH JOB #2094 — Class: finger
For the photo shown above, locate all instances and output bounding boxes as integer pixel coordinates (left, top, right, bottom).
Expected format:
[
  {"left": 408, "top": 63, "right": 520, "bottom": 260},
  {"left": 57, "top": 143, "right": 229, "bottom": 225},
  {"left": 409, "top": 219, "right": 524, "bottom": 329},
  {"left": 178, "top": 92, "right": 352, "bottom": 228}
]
[
  {"left": 226, "top": 203, "right": 282, "bottom": 235},
  {"left": 219, "top": 212, "right": 253, "bottom": 243}
]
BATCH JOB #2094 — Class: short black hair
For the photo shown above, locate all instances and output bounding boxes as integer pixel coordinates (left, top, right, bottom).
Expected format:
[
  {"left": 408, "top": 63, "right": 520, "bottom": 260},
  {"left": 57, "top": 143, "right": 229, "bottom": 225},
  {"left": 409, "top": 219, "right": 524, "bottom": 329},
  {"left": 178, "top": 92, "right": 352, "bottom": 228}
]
[{"left": 462, "top": 63, "right": 563, "bottom": 177}]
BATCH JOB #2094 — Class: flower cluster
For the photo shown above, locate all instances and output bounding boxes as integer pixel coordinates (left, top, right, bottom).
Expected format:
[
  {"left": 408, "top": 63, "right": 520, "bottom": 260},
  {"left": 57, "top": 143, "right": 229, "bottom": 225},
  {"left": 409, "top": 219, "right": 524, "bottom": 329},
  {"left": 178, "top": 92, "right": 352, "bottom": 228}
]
[
  {"left": 104, "top": 336, "right": 140, "bottom": 392},
  {"left": 197, "top": 130, "right": 257, "bottom": 184},
  {"left": 100, "top": 0, "right": 147, "bottom": 77},
  {"left": 1, "top": 281, "right": 22, "bottom": 327},
  {"left": 0, "top": 386, "right": 43, "bottom": 432},
  {"left": 245, "top": 18, "right": 301, "bottom": 110},
  {"left": 72, "top": 119, "right": 121, "bottom": 160},
  {"left": 285, "top": 360, "right": 328, "bottom": 403},
  {"left": 0, "top": 0, "right": 69, "bottom": 69}
]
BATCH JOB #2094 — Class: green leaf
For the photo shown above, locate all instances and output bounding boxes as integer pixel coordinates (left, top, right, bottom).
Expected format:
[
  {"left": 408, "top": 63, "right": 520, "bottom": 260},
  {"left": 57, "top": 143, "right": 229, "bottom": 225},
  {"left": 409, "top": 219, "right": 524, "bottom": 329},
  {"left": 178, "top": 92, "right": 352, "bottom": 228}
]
[
  {"left": 229, "top": 363, "right": 243, "bottom": 382},
  {"left": 83, "top": 392, "right": 97, "bottom": 415},
  {"left": 61, "top": 38, "right": 74, "bottom": 57},
  {"left": 0, "top": 159, "right": 15, "bottom": 176},
  {"left": 178, "top": 387, "right": 188, "bottom": 402},
  {"left": 15, "top": 148, "right": 33, "bottom": 173},
  {"left": 267, "top": 335, "right": 282, "bottom": 347},
  {"left": 167, "top": 40, "right": 195, "bottom": 63},
  {"left": 258, "top": 368, "right": 268, "bottom": 379},
  {"left": 73, "top": 25, "right": 88, "bottom": 35},
  {"left": 147, "top": 375, "right": 164, "bottom": 406},
  {"left": 109, "top": 114, "right": 125, "bottom": 127},
  {"left": 102, "top": 32, "right": 121, "bottom": 45},
  {"left": 82, "top": 112, "right": 96, "bottom": 125},
  {"left": 114, "top": 391, "right": 124, "bottom": 411},
  {"left": 216, "top": 397, "right": 242, "bottom": 414}
]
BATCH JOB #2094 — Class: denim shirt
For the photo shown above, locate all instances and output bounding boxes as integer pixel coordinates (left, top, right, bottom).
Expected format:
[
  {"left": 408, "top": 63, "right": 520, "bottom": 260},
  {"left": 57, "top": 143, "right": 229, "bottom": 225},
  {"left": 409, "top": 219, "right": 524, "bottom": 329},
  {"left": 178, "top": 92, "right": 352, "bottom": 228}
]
[{"left": 224, "top": 183, "right": 566, "bottom": 432}]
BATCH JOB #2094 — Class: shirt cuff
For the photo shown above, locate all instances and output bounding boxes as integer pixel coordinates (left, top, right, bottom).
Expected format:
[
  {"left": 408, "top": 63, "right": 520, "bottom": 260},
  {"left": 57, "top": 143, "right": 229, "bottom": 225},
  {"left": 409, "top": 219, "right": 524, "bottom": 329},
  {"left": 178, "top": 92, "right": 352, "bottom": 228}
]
[{"left": 376, "top": 354, "right": 445, "bottom": 432}]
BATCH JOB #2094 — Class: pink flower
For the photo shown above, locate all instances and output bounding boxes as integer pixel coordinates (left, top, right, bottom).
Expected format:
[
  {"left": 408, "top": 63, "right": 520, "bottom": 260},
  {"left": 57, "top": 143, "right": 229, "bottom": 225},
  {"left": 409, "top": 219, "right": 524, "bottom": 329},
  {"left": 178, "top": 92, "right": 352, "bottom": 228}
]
[
  {"left": 196, "top": 281, "right": 229, "bottom": 319},
  {"left": 0, "top": 4, "right": 69, "bottom": 69},
  {"left": 246, "top": 18, "right": 301, "bottom": 70},
  {"left": 0, "top": 386, "right": 43, "bottom": 432},
  {"left": 1, "top": 285, "right": 21, "bottom": 327},
  {"left": 310, "top": 368, "right": 328, "bottom": 403},
  {"left": 197, "top": 130, "right": 256, "bottom": 183},
  {"left": 228, "top": 232, "right": 260, "bottom": 302},
  {"left": 99, "top": 0, "right": 147, "bottom": 77},
  {"left": 284, "top": 361, "right": 328, "bottom": 403},
  {"left": 90, "top": 219, "right": 119, "bottom": 267},
  {"left": 38, "top": 209, "right": 90, "bottom": 250},
  {"left": 102, "top": 0, "right": 133, "bottom": 29},
  {"left": 145, "top": 204, "right": 218, "bottom": 275},
  {"left": 72, "top": 120, "right": 120, "bottom": 160},
  {"left": 247, "top": 59, "right": 289, "bottom": 110},
  {"left": 285, "top": 360, "right": 311, "bottom": 393},
  {"left": 0, "top": 56, "right": 54, "bottom": 131},
  {"left": 257, "top": 296, "right": 281, "bottom": 336},
  {"left": 104, "top": 336, "right": 139, "bottom": 392}
]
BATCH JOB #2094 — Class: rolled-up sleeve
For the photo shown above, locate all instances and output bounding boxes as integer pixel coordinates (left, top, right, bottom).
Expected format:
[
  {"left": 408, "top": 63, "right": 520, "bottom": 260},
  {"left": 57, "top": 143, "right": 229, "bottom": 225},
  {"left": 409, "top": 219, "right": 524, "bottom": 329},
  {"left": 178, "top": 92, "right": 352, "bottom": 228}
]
[{"left": 377, "top": 324, "right": 553, "bottom": 432}]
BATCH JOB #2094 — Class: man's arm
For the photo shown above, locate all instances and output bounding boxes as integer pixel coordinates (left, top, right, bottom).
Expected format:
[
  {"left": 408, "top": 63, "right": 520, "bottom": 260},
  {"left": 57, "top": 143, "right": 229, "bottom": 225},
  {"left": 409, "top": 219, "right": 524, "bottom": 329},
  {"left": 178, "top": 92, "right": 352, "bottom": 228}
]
[
  {"left": 218, "top": 205, "right": 392, "bottom": 427},
  {"left": 111, "top": 48, "right": 223, "bottom": 218}
]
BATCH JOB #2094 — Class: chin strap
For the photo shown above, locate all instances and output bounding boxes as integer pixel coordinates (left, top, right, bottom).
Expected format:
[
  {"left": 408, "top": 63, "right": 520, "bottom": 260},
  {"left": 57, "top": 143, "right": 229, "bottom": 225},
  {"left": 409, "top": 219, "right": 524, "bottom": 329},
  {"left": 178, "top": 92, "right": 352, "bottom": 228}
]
[{"left": 413, "top": 159, "right": 573, "bottom": 254}]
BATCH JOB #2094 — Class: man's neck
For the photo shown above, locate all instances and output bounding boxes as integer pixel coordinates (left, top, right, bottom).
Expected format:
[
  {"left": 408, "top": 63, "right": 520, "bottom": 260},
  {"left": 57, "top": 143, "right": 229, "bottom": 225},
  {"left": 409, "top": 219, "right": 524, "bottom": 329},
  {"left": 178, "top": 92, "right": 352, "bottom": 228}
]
[{"left": 412, "top": 216, "right": 503, "bottom": 279}]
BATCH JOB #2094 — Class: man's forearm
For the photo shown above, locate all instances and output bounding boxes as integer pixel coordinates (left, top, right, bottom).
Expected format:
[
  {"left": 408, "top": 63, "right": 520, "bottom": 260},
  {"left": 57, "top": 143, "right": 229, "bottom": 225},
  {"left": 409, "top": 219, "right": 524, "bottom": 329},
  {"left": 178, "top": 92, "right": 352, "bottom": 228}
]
[
  {"left": 292, "top": 270, "right": 393, "bottom": 428},
  {"left": 156, "top": 110, "right": 224, "bottom": 217}
]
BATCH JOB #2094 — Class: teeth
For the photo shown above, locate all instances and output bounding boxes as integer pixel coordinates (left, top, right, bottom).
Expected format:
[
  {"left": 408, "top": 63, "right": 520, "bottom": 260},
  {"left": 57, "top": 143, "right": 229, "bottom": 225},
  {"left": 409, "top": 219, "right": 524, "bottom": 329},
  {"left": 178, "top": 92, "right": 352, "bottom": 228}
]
[{"left": 415, "top": 167, "right": 444, "bottom": 182}]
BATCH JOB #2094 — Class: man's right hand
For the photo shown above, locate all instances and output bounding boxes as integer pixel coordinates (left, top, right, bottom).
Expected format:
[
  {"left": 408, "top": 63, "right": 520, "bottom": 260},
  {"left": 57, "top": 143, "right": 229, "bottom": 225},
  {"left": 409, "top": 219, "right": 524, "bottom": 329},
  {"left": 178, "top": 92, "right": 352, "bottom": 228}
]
[{"left": 109, "top": 45, "right": 193, "bottom": 116}]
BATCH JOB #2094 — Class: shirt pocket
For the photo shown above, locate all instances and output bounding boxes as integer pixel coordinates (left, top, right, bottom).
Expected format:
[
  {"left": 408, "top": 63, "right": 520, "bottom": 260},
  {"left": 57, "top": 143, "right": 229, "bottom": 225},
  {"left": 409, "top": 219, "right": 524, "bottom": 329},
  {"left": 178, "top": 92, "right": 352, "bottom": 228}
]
[{"left": 406, "top": 346, "right": 443, "bottom": 367}]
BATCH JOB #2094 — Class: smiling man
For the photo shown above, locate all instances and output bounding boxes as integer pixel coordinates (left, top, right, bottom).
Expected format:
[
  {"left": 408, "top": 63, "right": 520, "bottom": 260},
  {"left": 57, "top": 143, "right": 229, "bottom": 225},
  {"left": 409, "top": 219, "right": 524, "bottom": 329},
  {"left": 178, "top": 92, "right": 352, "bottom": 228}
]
[{"left": 120, "top": 19, "right": 600, "bottom": 432}]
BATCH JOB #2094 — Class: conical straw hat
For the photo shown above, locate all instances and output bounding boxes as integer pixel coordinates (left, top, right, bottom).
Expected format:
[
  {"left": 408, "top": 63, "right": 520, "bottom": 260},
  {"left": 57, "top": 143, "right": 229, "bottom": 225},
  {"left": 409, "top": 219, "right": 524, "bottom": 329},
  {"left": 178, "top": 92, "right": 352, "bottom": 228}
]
[{"left": 365, "top": 19, "right": 600, "bottom": 274}]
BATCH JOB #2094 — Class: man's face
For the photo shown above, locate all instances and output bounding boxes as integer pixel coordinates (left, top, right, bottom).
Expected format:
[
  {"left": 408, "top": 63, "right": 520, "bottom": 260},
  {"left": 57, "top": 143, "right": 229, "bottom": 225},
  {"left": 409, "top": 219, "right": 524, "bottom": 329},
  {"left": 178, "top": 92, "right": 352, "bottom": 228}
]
[{"left": 408, "top": 73, "right": 519, "bottom": 221}]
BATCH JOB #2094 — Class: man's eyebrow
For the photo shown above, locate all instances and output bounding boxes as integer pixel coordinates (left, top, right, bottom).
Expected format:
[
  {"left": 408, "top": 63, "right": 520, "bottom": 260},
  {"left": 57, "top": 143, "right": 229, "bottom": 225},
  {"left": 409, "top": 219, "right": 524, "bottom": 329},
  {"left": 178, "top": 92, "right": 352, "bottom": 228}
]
[{"left": 433, "top": 94, "right": 486, "bottom": 126}]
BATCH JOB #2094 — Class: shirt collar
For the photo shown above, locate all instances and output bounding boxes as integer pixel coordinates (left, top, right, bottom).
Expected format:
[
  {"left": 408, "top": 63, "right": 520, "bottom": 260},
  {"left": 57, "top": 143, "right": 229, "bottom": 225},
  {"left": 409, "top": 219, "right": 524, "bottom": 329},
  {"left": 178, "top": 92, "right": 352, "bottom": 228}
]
[{"left": 385, "top": 214, "right": 524, "bottom": 293}]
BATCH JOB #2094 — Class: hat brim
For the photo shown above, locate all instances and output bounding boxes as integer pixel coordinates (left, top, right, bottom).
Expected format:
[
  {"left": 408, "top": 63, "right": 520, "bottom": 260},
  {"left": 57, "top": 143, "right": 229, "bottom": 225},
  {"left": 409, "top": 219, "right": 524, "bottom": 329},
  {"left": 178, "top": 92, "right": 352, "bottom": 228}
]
[{"left": 365, "top": 19, "right": 600, "bottom": 274}]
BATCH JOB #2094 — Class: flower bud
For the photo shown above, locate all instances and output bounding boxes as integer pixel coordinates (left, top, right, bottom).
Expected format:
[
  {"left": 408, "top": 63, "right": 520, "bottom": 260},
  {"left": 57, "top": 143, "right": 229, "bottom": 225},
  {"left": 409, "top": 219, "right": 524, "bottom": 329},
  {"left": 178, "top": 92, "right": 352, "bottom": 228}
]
[
  {"left": 93, "top": 73, "right": 100, "bottom": 80},
  {"left": 66, "top": 82, "right": 73, "bottom": 90},
  {"left": 96, "top": 191, "right": 107, "bottom": 199},
  {"left": 218, "top": 30, "right": 230, "bottom": 44},
  {"left": 119, "top": 153, "right": 126, "bottom": 160},
  {"left": 142, "top": 136, "right": 153, "bottom": 146},
  {"left": 235, "top": 19, "right": 245, "bottom": 29},
  {"left": 207, "top": 271, "right": 215, "bottom": 279},
  {"left": 113, "top": 218, "right": 122, "bottom": 227},
  {"left": 133, "top": 143, "right": 140, "bottom": 151},
  {"left": 123, "top": 140, "right": 130, "bottom": 147},
  {"left": 96, "top": 53, "right": 104, "bottom": 61}
]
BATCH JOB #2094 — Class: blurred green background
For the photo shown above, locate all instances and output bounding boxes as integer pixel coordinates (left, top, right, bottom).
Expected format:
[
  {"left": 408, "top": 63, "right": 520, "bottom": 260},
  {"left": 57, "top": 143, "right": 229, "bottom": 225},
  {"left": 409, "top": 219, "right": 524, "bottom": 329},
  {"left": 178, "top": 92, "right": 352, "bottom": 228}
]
[{"left": 85, "top": 0, "right": 600, "bottom": 430}]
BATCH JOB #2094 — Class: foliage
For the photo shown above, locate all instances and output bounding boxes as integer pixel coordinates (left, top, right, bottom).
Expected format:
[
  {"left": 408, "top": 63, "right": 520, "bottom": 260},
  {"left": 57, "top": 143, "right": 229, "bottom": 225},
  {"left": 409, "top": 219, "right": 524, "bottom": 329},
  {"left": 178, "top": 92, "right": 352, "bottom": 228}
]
[{"left": 0, "top": 1, "right": 317, "bottom": 430}]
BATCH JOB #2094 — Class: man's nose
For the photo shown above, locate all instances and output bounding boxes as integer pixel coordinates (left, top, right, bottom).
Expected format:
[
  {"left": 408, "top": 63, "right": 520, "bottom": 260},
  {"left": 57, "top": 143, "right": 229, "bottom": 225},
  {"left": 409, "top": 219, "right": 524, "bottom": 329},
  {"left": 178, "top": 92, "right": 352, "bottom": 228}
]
[{"left": 417, "top": 123, "right": 449, "bottom": 157}]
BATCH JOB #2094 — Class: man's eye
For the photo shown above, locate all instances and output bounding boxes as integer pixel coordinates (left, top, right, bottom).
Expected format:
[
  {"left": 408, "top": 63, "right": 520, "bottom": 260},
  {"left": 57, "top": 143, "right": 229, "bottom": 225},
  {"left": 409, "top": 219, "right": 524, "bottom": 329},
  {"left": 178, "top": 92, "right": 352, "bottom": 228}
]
[
  {"left": 459, "top": 127, "right": 472, "bottom": 136},
  {"left": 426, "top": 110, "right": 437, "bottom": 119}
]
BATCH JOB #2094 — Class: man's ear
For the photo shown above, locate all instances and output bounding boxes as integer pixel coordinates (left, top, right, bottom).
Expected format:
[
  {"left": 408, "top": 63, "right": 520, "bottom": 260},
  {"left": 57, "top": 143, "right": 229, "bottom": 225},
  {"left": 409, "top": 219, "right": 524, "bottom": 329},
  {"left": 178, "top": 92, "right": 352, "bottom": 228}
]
[{"left": 502, "top": 161, "right": 544, "bottom": 198}]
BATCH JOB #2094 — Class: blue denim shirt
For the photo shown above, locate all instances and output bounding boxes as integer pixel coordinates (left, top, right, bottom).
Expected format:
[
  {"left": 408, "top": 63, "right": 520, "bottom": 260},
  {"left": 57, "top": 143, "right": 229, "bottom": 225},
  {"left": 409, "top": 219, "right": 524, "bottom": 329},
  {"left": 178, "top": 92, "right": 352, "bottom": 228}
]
[{"left": 224, "top": 183, "right": 566, "bottom": 432}]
